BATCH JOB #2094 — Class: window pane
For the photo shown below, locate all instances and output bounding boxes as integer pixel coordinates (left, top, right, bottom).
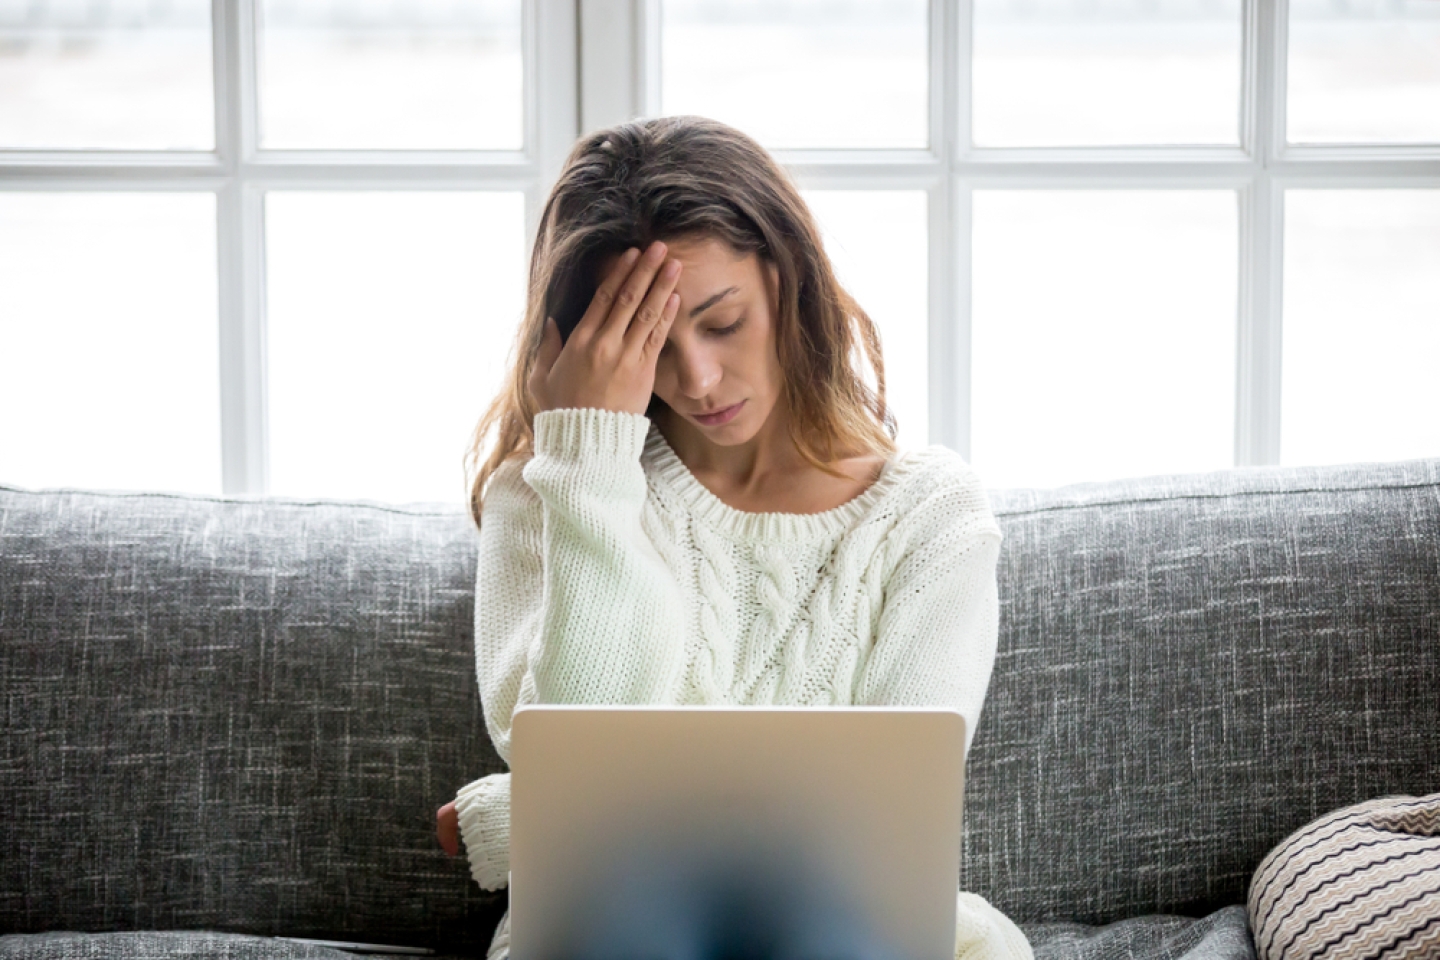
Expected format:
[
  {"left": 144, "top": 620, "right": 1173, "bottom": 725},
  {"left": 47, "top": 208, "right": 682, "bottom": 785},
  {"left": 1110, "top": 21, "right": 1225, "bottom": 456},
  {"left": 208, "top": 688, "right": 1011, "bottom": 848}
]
[
  {"left": 972, "top": 191, "right": 1237, "bottom": 489},
  {"left": 1281, "top": 191, "right": 1440, "bottom": 466},
  {"left": 0, "top": 0, "right": 212, "bottom": 149},
  {"left": 803, "top": 191, "right": 928, "bottom": 450},
  {"left": 661, "top": 0, "right": 928, "bottom": 149},
  {"left": 1288, "top": 0, "right": 1440, "bottom": 144},
  {"left": 0, "top": 194, "right": 220, "bottom": 493},
  {"left": 972, "top": 0, "right": 1241, "bottom": 147},
  {"left": 265, "top": 192, "right": 526, "bottom": 503},
  {"left": 257, "top": 0, "right": 522, "bottom": 150}
]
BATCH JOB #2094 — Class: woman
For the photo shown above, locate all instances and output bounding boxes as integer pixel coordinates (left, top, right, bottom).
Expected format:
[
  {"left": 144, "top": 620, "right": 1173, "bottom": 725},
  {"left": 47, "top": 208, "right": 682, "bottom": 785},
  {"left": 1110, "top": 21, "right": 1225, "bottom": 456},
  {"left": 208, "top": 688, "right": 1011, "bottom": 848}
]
[{"left": 436, "top": 115, "right": 1031, "bottom": 960}]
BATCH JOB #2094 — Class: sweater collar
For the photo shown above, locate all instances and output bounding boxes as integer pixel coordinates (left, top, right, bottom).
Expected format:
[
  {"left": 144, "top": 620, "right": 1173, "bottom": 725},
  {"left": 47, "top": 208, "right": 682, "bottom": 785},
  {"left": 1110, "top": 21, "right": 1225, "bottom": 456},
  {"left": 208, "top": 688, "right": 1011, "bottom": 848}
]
[{"left": 640, "top": 424, "right": 924, "bottom": 541}]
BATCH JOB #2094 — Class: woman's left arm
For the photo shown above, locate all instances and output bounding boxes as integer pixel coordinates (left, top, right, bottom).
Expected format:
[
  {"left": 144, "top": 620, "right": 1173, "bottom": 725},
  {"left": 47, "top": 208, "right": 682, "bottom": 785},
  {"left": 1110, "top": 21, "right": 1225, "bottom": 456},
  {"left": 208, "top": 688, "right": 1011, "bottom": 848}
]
[
  {"left": 852, "top": 465, "right": 1033, "bottom": 960},
  {"left": 853, "top": 467, "right": 1002, "bottom": 754}
]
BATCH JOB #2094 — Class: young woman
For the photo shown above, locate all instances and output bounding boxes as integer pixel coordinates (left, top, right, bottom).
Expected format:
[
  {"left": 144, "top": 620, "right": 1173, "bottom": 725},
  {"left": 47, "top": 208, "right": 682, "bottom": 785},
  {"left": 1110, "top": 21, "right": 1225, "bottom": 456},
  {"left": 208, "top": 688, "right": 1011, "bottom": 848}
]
[{"left": 436, "top": 116, "right": 1032, "bottom": 960}]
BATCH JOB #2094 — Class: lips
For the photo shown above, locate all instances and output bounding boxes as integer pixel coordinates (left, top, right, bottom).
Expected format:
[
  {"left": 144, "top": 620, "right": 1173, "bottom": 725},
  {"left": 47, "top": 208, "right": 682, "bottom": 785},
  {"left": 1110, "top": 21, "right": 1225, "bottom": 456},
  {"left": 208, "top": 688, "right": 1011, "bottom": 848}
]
[{"left": 692, "top": 401, "right": 745, "bottom": 427}]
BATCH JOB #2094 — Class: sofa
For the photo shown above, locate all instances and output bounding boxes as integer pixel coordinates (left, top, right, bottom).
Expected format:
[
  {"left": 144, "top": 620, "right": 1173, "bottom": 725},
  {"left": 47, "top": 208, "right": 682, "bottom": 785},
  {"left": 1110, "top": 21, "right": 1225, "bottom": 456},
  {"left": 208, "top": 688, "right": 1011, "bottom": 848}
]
[{"left": 2, "top": 458, "right": 1437, "bottom": 959}]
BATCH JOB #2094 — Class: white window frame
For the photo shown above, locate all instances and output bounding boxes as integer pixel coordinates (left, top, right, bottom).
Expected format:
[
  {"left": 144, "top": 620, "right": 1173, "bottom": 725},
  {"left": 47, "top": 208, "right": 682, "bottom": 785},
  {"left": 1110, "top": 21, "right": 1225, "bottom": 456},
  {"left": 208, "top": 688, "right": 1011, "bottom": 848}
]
[
  {"left": 4, "top": 0, "right": 1438, "bottom": 494},
  {"left": 582, "top": 0, "right": 1440, "bottom": 464},
  {"left": 0, "top": 0, "right": 577, "bottom": 495}
]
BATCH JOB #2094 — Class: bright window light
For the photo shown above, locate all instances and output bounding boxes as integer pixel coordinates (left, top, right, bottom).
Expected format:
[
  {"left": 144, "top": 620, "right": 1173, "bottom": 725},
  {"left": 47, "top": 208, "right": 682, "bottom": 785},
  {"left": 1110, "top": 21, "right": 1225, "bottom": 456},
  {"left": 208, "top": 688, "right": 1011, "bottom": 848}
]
[
  {"left": 1281, "top": 190, "right": 1440, "bottom": 466},
  {"left": 972, "top": 0, "right": 1242, "bottom": 147},
  {"left": 662, "top": 0, "right": 928, "bottom": 149},
  {"left": 971, "top": 191, "right": 1238, "bottom": 489},
  {"left": 1288, "top": 0, "right": 1440, "bottom": 145},
  {"left": 0, "top": 193, "right": 221, "bottom": 493},
  {"left": 803, "top": 191, "right": 930, "bottom": 451},
  {"left": 257, "top": 0, "right": 522, "bottom": 150},
  {"left": 264, "top": 191, "right": 526, "bottom": 503},
  {"left": 0, "top": 0, "right": 212, "bottom": 149}
]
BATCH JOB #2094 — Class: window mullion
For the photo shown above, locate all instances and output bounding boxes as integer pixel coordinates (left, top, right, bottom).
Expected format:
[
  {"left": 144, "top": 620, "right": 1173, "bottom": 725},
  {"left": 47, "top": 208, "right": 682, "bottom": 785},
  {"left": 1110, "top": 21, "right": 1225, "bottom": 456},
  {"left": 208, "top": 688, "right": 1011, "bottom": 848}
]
[
  {"left": 577, "top": 0, "right": 649, "bottom": 136},
  {"left": 935, "top": 181, "right": 972, "bottom": 459},
  {"left": 1235, "top": 0, "right": 1285, "bottom": 466},
  {"left": 931, "top": 0, "right": 969, "bottom": 456},
  {"left": 528, "top": 0, "right": 580, "bottom": 241},
  {"left": 216, "top": 0, "right": 268, "bottom": 494}
]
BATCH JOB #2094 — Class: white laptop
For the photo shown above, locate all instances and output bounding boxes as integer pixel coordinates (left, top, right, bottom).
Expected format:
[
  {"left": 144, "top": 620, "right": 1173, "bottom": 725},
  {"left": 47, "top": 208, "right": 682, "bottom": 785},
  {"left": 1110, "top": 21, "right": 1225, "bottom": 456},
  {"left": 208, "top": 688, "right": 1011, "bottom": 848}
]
[{"left": 508, "top": 706, "right": 966, "bottom": 960}]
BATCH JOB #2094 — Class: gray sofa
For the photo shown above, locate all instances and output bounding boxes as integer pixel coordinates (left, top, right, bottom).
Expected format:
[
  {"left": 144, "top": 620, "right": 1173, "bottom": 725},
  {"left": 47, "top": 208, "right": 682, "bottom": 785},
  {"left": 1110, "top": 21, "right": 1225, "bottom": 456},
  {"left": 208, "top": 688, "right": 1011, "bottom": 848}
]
[{"left": 2, "top": 459, "right": 1437, "bottom": 960}]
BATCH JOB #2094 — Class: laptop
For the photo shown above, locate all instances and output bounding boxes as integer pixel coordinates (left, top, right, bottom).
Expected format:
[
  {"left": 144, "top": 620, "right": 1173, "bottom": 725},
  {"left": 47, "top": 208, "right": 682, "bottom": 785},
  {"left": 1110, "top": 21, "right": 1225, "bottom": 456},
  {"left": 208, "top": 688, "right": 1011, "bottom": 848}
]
[{"left": 508, "top": 705, "right": 966, "bottom": 960}]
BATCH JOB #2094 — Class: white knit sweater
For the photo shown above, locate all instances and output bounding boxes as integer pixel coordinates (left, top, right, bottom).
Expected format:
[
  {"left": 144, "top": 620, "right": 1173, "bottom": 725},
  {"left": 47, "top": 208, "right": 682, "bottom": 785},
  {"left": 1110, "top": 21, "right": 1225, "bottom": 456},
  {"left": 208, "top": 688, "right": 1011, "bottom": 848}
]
[{"left": 455, "top": 407, "right": 1032, "bottom": 960}]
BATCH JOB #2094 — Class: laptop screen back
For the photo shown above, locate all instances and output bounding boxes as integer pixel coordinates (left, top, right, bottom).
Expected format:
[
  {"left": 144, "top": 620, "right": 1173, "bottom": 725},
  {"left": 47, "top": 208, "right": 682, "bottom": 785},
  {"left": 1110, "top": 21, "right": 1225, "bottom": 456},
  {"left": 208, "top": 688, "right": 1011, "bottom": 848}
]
[{"left": 509, "top": 706, "right": 966, "bottom": 960}]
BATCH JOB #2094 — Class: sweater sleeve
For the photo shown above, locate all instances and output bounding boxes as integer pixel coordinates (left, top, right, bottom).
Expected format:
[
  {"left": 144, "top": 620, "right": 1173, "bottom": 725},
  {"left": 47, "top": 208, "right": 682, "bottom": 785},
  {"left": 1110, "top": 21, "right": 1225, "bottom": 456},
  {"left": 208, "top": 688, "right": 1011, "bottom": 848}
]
[
  {"left": 853, "top": 461, "right": 1002, "bottom": 754},
  {"left": 453, "top": 407, "right": 689, "bottom": 892},
  {"left": 854, "top": 463, "right": 1032, "bottom": 960}
]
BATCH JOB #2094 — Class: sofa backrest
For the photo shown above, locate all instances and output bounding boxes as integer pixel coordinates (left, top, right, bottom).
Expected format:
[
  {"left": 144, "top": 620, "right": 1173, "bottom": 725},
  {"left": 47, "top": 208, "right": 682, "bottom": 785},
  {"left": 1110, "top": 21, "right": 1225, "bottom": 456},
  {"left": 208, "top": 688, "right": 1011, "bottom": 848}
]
[
  {"left": 3, "top": 459, "right": 1438, "bottom": 941},
  {"left": 0, "top": 488, "right": 504, "bottom": 952},
  {"left": 965, "top": 458, "right": 1440, "bottom": 925}
]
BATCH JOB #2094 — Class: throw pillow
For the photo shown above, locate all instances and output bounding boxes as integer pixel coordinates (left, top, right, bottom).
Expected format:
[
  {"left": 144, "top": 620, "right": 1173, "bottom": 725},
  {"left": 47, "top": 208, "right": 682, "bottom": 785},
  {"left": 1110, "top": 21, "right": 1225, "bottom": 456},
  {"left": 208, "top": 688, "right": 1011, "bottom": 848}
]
[{"left": 1248, "top": 793, "right": 1440, "bottom": 960}]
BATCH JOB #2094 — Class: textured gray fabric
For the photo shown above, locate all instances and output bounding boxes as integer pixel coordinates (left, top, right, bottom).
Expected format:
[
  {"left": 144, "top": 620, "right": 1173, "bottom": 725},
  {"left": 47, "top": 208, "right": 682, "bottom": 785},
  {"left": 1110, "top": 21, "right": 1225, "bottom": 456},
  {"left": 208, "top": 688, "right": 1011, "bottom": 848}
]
[
  {"left": 0, "top": 932, "right": 355, "bottom": 959},
  {"left": 0, "top": 932, "right": 474, "bottom": 960},
  {"left": 1026, "top": 906, "right": 1257, "bottom": 960},
  {"left": 4, "top": 458, "right": 1438, "bottom": 951},
  {"left": 0, "top": 487, "right": 505, "bottom": 952},
  {"left": 964, "top": 459, "right": 1440, "bottom": 925}
]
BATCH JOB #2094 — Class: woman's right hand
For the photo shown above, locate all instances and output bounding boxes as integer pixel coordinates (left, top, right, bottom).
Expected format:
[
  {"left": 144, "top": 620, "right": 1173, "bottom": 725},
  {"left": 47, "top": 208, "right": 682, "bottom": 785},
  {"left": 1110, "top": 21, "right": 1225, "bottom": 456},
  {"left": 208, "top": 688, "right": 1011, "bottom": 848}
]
[
  {"left": 436, "top": 801, "right": 459, "bottom": 857},
  {"left": 529, "top": 240, "right": 683, "bottom": 416}
]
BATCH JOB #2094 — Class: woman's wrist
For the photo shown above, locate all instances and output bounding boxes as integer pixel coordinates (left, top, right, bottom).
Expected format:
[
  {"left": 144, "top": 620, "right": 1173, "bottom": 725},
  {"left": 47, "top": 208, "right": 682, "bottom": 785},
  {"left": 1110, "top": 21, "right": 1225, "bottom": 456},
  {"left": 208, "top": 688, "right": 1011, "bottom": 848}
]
[
  {"left": 454, "top": 773, "right": 512, "bottom": 892},
  {"left": 533, "top": 407, "right": 651, "bottom": 463}
]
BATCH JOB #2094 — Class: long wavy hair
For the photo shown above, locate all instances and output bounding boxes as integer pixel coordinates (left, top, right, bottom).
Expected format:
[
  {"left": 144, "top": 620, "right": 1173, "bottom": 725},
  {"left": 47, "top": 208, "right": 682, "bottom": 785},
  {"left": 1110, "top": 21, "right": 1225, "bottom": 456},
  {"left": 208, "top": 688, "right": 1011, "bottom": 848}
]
[{"left": 465, "top": 115, "right": 895, "bottom": 526}]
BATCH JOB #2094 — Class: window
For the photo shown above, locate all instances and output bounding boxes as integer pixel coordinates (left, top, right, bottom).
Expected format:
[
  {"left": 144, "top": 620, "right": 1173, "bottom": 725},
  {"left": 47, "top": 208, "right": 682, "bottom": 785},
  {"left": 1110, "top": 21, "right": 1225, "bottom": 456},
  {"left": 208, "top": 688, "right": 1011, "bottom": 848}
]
[
  {"left": 1, "top": 0, "right": 571, "bottom": 500},
  {"left": 3, "top": 0, "right": 1437, "bottom": 499}
]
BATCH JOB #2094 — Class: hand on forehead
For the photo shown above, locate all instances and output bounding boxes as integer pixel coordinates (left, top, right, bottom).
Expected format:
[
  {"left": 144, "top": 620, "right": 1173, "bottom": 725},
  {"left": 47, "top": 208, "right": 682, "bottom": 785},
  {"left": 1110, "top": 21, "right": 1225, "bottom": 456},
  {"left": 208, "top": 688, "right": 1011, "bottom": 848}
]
[{"left": 600, "top": 237, "right": 764, "bottom": 327}]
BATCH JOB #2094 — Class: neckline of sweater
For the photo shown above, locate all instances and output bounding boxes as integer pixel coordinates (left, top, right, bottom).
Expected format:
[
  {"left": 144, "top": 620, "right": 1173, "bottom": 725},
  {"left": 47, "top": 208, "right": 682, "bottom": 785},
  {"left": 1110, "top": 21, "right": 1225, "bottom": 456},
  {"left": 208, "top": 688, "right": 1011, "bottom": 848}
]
[{"left": 641, "top": 425, "right": 930, "bottom": 541}]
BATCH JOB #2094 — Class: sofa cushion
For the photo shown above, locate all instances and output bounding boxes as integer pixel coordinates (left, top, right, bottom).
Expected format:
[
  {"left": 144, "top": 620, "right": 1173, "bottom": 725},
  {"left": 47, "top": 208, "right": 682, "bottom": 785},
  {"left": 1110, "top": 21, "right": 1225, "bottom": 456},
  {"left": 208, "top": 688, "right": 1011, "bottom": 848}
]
[
  {"left": 0, "top": 932, "right": 480, "bottom": 960},
  {"left": 0, "top": 487, "right": 505, "bottom": 952},
  {"left": 964, "top": 459, "right": 1440, "bottom": 924},
  {"left": 0, "top": 931, "right": 358, "bottom": 959}
]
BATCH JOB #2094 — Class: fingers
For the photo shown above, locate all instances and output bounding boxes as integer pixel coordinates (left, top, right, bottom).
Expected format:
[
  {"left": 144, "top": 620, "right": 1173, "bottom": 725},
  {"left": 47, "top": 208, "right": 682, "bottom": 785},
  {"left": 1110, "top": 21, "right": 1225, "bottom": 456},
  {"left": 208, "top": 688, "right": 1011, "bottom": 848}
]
[
  {"left": 571, "top": 247, "right": 641, "bottom": 341},
  {"left": 623, "top": 256, "right": 682, "bottom": 354},
  {"left": 636, "top": 292, "right": 681, "bottom": 365},
  {"left": 436, "top": 802, "right": 459, "bottom": 857},
  {"left": 527, "top": 317, "right": 564, "bottom": 408},
  {"left": 536, "top": 316, "right": 563, "bottom": 374},
  {"left": 599, "top": 241, "right": 672, "bottom": 344},
  {"left": 584, "top": 242, "right": 681, "bottom": 347}
]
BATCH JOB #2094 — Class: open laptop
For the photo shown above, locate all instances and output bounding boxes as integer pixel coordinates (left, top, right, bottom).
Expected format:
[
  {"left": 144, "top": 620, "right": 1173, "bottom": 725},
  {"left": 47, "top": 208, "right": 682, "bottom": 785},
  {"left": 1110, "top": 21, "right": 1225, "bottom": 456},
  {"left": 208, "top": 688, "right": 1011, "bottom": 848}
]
[{"left": 509, "top": 706, "right": 966, "bottom": 960}]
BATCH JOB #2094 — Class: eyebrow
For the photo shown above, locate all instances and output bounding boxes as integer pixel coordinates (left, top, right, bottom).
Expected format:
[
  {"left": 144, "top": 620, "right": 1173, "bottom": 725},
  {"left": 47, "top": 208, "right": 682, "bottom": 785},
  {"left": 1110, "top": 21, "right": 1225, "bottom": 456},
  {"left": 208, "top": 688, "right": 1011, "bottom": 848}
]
[{"left": 687, "top": 285, "right": 740, "bottom": 319}]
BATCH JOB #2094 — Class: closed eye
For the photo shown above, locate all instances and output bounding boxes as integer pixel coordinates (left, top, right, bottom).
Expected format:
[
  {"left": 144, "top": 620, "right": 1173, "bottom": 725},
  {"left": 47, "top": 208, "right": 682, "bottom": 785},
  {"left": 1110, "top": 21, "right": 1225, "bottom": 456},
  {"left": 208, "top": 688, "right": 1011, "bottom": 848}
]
[{"left": 712, "top": 318, "right": 745, "bottom": 337}]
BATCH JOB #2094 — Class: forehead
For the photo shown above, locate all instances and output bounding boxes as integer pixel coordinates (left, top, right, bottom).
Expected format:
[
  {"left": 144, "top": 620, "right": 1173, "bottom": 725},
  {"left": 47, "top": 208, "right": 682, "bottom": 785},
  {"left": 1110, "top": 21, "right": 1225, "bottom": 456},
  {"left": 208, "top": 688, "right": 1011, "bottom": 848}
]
[
  {"left": 664, "top": 236, "right": 754, "bottom": 278},
  {"left": 598, "top": 236, "right": 764, "bottom": 295}
]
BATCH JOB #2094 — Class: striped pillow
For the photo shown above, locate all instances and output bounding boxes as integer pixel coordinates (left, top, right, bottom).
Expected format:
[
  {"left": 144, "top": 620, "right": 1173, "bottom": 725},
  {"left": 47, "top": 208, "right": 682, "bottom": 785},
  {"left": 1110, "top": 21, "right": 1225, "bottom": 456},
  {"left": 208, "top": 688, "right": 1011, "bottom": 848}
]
[{"left": 1248, "top": 793, "right": 1440, "bottom": 960}]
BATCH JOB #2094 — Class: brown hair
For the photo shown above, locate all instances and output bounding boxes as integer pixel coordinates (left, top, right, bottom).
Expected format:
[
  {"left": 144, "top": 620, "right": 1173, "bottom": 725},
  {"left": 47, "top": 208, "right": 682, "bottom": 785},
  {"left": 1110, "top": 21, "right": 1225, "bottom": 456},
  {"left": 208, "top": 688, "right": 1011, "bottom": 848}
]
[{"left": 465, "top": 115, "right": 895, "bottom": 526}]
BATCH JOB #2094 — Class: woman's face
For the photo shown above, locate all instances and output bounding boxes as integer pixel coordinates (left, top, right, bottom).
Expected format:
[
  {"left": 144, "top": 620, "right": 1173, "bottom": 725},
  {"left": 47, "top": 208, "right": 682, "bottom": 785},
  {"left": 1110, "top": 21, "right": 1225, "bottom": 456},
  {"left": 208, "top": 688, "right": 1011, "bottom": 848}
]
[{"left": 647, "top": 236, "right": 786, "bottom": 447}]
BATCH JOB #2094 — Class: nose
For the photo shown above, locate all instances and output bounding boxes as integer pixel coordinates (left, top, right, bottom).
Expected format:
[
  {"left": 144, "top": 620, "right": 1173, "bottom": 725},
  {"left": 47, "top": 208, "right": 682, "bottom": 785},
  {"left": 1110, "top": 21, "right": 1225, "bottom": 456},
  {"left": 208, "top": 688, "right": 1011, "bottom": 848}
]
[{"left": 674, "top": 344, "right": 722, "bottom": 400}]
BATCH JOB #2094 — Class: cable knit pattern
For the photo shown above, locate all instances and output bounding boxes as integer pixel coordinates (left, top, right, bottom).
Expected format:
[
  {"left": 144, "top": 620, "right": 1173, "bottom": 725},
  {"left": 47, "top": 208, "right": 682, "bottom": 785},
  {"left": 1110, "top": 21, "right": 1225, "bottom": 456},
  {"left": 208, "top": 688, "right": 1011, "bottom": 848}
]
[{"left": 453, "top": 407, "right": 1027, "bottom": 960}]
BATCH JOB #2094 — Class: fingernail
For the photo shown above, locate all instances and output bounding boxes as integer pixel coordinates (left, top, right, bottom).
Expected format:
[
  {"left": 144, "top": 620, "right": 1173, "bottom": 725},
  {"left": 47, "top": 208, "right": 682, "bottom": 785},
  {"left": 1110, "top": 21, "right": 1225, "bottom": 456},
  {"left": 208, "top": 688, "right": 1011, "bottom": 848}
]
[{"left": 663, "top": 259, "right": 682, "bottom": 279}]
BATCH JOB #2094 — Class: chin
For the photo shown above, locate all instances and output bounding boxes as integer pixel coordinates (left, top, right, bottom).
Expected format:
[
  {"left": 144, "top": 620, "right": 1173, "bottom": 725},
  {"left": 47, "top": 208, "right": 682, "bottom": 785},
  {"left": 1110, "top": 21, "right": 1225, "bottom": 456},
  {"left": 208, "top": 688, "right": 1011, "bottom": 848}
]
[
  {"left": 657, "top": 397, "right": 774, "bottom": 447},
  {"left": 698, "top": 421, "right": 760, "bottom": 446},
  {"left": 695, "top": 404, "right": 774, "bottom": 446}
]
